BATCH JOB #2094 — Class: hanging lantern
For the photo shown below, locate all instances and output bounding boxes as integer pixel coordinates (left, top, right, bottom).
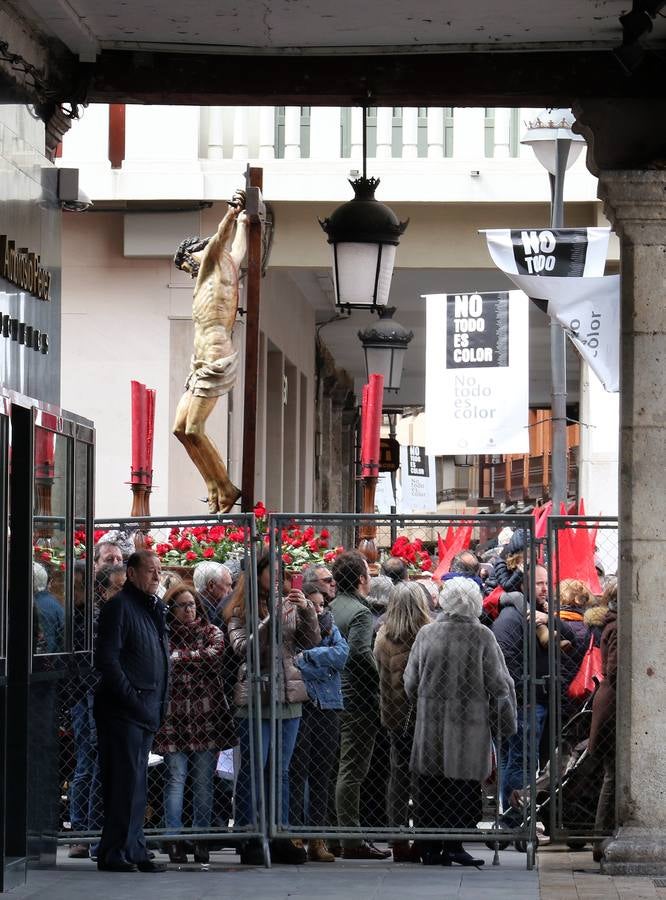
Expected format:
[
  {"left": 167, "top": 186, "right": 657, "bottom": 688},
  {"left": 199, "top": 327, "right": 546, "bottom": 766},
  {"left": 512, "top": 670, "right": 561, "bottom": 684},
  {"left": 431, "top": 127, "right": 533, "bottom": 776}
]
[{"left": 358, "top": 306, "right": 413, "bottom": 393}]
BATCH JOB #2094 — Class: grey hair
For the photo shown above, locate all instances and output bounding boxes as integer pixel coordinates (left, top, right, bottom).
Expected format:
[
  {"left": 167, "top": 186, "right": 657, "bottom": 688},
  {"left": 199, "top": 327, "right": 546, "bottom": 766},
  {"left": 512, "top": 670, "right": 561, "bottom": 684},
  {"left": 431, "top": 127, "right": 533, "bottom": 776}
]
[
  {"left": 368, "top": 574, "right": 394, "bottom": 609},
  {"left": 301, "top": 563, "right": 327, "bottom": 590},
  {"left": 193, "top": 561, "right": 232, "bottom": 592},
  {"left": 439, "top": 577, "right": 483, "bottom": 620},
  {"left": 33, "top": 561, "right": 48, "bottom": 593},
  {"left": 383, "top": 580, "right": 432, "bottom": 643}
]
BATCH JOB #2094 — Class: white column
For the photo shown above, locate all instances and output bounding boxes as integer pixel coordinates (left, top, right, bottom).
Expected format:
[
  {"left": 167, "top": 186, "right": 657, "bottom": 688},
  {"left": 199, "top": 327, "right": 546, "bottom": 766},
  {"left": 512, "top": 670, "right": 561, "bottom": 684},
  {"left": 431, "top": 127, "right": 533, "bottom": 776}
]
[
  {"left": 376, "top": 107, "right": 392, "bottom": 159},
  {"left": 426, "top": 107, "right": 444, "bottom": 158},
  {"left": 350, "top": 107, "right": 363, "bottom": 161},
  {"left": 402, "top": 107, "right": 418, "bottom": 159},
  {"left": 494, "top": 107, "right": 512, "bottom": 158},
  {"left": 207, "top": 106, "right": 224, "bottom": 159},
  {"left": 232, "top": 107, "right": 249, "bottom": 160},
  {"left": 284, "top": 106, "right": 301, "bottom": 159},
  {"left": 309, "top": 107, "right": 341, "bottom": 160},
  {"left": 597, "top": 170, "right": 666, "bottom": 876},
  {"left": 258, "top": 106, "right": 276, "bottom": 160},
  {"left": 453, "top": 107, "right": 485, "bottom": 158}
]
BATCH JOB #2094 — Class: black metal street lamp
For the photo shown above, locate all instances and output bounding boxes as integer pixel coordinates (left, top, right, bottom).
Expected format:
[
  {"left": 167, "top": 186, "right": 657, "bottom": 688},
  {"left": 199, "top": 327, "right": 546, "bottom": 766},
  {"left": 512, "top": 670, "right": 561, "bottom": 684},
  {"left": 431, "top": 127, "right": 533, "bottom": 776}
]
[
  {"left": 358, "top": 307, "right": 413, "bottom": 393},
  {"left": 319, "top": 108, "right": 408, "bottom": 310}
]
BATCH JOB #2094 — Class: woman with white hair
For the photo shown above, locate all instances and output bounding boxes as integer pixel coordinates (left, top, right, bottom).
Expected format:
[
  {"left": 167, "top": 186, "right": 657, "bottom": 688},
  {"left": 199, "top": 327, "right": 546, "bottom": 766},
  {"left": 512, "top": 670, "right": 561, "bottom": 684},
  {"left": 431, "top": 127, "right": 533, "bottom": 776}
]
[{"left": 403, "top": 576, "right": 517, "bottom": 867}]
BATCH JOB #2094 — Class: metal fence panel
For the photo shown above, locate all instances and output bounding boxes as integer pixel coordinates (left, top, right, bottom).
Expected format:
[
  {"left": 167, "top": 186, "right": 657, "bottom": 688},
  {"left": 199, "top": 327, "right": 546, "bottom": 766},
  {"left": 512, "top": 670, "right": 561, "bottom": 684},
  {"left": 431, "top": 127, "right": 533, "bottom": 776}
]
[
  {"left": 546, "top": 516, "right": 618, "bottom": 848},
  {"left": 267, "top": 513, "right": 539, "bottom": 869},
  {"left": 57, "top": 514, "right": 267, "bottom": 862}
]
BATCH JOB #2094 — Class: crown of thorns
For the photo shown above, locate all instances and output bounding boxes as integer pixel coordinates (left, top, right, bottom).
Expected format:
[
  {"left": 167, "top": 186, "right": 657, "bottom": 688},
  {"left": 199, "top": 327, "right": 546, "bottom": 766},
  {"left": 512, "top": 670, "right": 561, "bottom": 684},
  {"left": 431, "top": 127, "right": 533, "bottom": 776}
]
[{"left": 173, "top": 235, "right": 211, "bottom": 277}]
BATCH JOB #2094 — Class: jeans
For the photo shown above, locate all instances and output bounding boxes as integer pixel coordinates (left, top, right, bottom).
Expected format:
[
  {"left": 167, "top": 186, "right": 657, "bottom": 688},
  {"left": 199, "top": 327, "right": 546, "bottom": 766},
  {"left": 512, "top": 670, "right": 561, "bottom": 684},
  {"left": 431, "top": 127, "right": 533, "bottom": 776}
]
[
  {"left": 336, "top": 707, "right": 379, "bottom": 848},
  {"left": 164, "top": 750, "right": 218, "bottom": 831},
  {"left": 69, "top": 695, "right": 103, "bottom": 832},
  {"left": 499, "top": 703, "right": 547, "bottom": 813},
  {"left": 235, "top": 716, "right": 301, "bottom": 828},
  {"left": 289, "top": 704, "right": 340, "bottom": 827}
]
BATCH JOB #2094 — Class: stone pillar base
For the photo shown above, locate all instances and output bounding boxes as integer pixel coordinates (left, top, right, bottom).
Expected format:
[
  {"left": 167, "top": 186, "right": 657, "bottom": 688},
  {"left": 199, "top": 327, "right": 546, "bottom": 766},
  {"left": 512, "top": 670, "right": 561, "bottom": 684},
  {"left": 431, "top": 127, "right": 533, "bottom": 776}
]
[{"left": 602, "top": 827, "right": 666, "bottom": 876}]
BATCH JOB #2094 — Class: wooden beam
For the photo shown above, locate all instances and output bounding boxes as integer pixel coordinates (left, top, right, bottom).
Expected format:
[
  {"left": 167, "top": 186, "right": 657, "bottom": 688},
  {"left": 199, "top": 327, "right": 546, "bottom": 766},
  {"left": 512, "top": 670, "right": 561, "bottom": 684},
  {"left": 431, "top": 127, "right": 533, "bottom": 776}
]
[
  {"left": 241, "top": 167, "right": 263, "bottom": 513},
  {"left": 87, "top": 48, "right": 666, "bottom": 108}
]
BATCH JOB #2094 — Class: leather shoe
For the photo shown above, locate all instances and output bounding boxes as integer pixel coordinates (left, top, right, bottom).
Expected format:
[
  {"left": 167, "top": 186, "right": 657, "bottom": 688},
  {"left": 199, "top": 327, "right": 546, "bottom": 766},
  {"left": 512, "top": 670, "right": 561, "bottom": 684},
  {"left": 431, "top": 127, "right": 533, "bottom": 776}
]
[
  {"left": 447, "top": 849, "right": 485, "bottom": 867},
  {"left": 193, "top": 842, "right": 210, "bottom": 864},
  {"left": 97, "top": 860, "right": 137, "bottom": 872},
  {"left": 136, "top": 859, "right": 168, "bottom": 872},
  {"left": 342, "top": 841, "right": 391, "bottom": 861}
]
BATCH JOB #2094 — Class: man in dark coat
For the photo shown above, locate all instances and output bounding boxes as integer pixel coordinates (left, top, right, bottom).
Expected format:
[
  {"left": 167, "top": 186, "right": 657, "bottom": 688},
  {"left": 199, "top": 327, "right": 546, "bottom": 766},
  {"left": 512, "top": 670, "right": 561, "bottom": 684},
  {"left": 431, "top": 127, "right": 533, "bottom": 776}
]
[
  {"left": 492, "top": 569, "right": 576, "bottom": 816},
  {"left": 330, "top": 550, "right": 390, "bottom": 860},
  {"left": 94, "top": 550, "right": 170, "bottom": 873}
]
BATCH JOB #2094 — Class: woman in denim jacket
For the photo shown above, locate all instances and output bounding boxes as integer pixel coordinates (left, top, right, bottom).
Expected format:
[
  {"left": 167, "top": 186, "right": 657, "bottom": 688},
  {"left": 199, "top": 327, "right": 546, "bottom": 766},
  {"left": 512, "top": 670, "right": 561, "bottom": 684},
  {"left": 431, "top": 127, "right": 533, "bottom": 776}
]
[{"left": 289, "top": 584, "right": 349, "bottom": 861}]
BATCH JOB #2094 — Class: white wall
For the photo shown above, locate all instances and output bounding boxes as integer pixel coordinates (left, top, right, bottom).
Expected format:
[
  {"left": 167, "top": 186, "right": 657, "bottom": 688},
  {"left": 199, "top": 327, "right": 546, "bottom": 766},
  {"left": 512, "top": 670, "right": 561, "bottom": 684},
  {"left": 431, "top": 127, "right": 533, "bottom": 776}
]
[{"left": 61, "top": 209, "right": 316, "bottom": 517}]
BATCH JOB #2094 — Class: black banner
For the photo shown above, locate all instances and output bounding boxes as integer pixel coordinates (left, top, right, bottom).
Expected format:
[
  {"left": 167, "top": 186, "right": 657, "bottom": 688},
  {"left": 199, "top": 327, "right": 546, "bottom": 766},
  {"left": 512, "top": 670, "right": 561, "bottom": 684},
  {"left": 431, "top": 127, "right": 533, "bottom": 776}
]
[
  {"left": 510, "top": 228, "right": 588, "bottom": 277},
  {"left": 446, "top": 292, "right": 509, "bottom": 370}
]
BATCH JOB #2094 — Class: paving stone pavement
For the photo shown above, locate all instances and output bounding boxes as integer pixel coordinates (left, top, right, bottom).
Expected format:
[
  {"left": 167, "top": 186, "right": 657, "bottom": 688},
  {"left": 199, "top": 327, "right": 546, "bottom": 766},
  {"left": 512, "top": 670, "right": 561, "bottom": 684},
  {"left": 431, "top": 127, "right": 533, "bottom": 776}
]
[
  {"left": 7, "top": 844, "right": 666, "bottom": 899},
  {"left": 10, "top": 844, "right": 538, "bottom": 900}
]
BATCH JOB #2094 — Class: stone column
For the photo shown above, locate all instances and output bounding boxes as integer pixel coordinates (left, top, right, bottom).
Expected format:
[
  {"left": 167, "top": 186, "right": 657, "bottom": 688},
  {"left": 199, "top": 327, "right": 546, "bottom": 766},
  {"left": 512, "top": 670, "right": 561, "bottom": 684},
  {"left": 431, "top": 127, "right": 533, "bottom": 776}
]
[{"left": 596, "top": 170, "right": 666, "bottom": 875}]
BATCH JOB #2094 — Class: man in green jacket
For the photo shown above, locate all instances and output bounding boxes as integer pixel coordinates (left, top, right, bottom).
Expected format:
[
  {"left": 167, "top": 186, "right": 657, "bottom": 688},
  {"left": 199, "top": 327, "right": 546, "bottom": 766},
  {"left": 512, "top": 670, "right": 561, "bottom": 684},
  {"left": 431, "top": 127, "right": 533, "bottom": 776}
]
[{"left": 330, "top": 550, "right": 390, "bottom": 860}]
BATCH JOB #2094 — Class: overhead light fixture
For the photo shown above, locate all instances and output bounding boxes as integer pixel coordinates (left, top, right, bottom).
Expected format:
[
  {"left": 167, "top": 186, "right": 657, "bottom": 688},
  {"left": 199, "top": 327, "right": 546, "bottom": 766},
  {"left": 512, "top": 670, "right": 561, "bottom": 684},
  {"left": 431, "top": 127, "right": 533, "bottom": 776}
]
[
  {"left": 358, "top": 306, "right": 413, "bottom": 393},
  {"left": 520, "top": 109, "right": 585, "bottom": 176},
  {"left": 453, "top": 455, "right": 475, "bottom": 467},
  {"left": 319, "top": 107, "right": 408, "bottom": 310}
]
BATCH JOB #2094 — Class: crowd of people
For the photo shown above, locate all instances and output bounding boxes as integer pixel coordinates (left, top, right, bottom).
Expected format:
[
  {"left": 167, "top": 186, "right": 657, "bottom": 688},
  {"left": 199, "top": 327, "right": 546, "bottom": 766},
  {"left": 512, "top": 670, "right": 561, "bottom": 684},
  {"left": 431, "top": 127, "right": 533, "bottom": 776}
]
[{"left": 40, "top": 522, "right": 617, "bottom": 873}]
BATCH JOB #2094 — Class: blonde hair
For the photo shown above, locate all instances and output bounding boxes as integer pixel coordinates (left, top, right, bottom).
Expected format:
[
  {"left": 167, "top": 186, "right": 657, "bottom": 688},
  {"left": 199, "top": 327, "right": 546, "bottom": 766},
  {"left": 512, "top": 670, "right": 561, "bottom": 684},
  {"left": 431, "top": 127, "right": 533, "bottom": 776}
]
[
  {"left": 559, "top": 578, "right": 594, "bottom": 609},
  {"left": 383, "top": 581, "right": 431, "bottom": 643}
]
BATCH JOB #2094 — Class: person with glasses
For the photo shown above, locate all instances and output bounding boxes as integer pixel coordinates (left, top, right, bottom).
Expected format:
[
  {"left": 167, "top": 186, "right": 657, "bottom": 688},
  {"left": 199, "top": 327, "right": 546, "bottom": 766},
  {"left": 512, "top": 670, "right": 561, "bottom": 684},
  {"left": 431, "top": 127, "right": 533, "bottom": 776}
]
[
  {"left": 154, "top": 583, "right": 237, "bottom": 864},
  {"left": 302, "top": 565, "right": 337, "bottom": 605}
]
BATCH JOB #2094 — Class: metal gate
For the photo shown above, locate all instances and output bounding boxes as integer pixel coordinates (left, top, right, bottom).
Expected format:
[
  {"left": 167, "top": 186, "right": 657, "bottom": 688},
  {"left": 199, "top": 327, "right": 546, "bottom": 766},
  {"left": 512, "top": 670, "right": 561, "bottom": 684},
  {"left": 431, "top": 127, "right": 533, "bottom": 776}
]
[
  {"left": 267, "top": 513, "right": 540, "bottom": 869},
  {"left": 545, "top": 516, "right": 618, "bottom": 849},
  {"left": 57, "top": 514, "right": 268, "bottom": 862}
]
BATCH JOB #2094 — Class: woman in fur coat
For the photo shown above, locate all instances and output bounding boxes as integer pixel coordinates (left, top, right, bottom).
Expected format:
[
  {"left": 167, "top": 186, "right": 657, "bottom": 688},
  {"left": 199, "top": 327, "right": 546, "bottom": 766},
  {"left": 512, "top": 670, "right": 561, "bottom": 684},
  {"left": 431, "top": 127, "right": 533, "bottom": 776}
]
[{"left": 404, "top": 576, "right": 517, "bottom": 867}]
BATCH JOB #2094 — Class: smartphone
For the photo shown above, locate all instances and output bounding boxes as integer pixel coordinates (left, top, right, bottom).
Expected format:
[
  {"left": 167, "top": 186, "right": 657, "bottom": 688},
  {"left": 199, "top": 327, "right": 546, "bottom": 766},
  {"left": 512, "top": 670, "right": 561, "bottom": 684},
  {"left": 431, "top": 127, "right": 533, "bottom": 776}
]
[{"left": 291, "top": 573, "right": 303, "bottom": 591}]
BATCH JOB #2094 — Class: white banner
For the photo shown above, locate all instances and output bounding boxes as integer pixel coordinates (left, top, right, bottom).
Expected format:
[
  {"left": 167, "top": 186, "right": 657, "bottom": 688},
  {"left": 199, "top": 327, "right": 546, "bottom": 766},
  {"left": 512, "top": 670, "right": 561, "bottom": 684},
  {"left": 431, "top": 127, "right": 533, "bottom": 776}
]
[
  {"left": 484, "top": 227, "right": 610, "bottom": 278},
  {"left": 507, "top": 273, "right": 620, "bottom": 392},
  {"left": 424, "top": 291, "right": 529, "bottom": 456},
  {"left": 482, "top": 227, "right": 618, "bottom": 392},
  {"left": 375, "top": 472, "right": 396, "bottom": 513},
  {"left": 398, "top": 445, "right": 437, "bottom": 514}
]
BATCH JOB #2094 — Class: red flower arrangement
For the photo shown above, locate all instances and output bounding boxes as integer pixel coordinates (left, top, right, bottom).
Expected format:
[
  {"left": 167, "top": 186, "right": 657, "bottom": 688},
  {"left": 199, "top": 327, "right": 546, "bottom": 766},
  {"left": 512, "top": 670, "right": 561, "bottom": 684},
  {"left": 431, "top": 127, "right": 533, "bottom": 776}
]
[
  {"left": 389, "top": 535, "right": 433, "bottom": 574},
  {"left": 274, "top": 522, "right": 343, "bottom": 571},
  {"left": 34, "top": 527, "right": 110, "bottom": 569}
]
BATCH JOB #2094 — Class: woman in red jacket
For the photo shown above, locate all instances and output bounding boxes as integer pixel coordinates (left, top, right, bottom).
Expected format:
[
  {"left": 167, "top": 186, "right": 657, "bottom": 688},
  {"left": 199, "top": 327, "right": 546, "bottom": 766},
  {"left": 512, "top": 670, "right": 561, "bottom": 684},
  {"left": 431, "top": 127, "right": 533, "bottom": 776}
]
[{"left": 154, "top": 583, "right": 236, "bottom": 864}]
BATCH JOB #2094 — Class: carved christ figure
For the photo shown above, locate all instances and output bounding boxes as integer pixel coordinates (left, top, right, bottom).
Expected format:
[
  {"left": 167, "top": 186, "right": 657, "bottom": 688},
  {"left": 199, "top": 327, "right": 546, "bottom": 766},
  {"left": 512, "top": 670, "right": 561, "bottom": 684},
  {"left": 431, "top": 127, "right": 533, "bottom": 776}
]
[{"left": 172, "top": 191, "right": 248, "bottom": 513}]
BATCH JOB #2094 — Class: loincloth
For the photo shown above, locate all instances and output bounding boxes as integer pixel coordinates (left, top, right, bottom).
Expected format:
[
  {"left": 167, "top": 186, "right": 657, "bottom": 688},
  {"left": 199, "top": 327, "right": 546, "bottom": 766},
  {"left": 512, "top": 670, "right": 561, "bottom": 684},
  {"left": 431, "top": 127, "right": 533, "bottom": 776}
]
[{"left": 185, "top": 350, "right": 239, "bottom": 398}]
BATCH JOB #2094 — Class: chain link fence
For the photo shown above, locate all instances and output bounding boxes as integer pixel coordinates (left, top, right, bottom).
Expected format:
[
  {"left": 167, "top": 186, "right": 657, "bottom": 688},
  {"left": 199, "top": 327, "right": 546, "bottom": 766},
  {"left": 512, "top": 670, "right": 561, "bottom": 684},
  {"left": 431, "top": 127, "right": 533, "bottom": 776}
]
[
  {"left": 266, "top": 513, "right": 540, "bottom": 868},
  {"left": 50, "top": 511, "right": 617, "bottom": 868},
  {"left": 543, "top": 517, "right": 618, "bottom": 850},
  {"left": 56, "top": 514, "right": 267, "bottom": 862}
]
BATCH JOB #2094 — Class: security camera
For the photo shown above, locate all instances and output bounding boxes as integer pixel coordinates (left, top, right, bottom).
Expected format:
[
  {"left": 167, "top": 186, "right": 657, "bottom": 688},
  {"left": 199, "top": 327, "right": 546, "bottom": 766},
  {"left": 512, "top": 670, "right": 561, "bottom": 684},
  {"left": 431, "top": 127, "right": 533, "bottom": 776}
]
[{"left": 41, "top": 167, "right": 93, "bottom": 211}]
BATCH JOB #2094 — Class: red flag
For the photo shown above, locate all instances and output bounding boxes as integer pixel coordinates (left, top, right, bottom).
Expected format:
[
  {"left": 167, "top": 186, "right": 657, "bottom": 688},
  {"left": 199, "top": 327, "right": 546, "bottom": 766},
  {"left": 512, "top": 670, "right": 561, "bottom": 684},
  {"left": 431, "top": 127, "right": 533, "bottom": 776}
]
[
  {"left": 432, "top": 527, "right": 469, "bottom": 580},
  {"left": 437, "top": 532, "right": 447, "bottom": 563},
  {"left": 556, "top": 526, "right": 603, "bottom": 594}
]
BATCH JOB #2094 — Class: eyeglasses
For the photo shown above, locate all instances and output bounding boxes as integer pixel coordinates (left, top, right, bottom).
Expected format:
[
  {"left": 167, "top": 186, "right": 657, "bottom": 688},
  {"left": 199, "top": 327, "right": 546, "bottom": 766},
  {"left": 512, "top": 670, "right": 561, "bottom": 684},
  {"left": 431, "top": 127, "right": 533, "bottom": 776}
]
[
  {"left": 318, "top": 577, "right": 334, "bottom": 584},
  {"left": 175, "top": 602, "right": 196, "bottom": 610}
]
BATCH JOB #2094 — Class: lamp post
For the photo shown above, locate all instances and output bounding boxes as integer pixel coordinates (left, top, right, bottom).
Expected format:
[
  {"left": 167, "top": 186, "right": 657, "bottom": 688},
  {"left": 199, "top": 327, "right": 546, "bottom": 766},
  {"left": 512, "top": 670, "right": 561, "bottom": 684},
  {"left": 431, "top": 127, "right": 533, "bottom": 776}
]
[
  {"left": 521, "top": 109, "right": 585, "bottom": 511},
  {"left": 358, "top": 309, "right": 413, "bottom": 540},
  {"left": 357, "top": 307, "right": 414, "bottom": 392},
  {"left": 319, "top": 108, "right": 408, "bottom": 310}
]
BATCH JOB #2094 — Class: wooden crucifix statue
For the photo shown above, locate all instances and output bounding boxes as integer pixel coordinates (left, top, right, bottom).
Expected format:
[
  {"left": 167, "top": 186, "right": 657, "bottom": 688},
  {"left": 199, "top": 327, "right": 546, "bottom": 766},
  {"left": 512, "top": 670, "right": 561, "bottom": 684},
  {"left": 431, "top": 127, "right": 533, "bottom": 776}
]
[{"left": 172, "top": 190, "right": 248, "bottom": 513}]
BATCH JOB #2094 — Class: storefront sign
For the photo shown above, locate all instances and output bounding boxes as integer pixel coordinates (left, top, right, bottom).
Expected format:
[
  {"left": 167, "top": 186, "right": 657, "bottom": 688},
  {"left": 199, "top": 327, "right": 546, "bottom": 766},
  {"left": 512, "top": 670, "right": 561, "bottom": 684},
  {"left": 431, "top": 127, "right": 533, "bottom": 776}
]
[
  {"left": 0, "top": 235, "right": 52, "bottom": 300},
  {"left": 424, "top": 290, "right": 529, "bottom": 455}
]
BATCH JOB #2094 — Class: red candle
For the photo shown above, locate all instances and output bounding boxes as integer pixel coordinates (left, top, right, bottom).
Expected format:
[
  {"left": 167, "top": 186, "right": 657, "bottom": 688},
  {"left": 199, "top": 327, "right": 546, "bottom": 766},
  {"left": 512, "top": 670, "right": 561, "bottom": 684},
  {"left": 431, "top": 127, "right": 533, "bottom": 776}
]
[
  {"left": 131, "top": 380, "right": 148, "bottom": 484},
  {"left": 145, "top": 388, "right": 156, "bottom": 484},
  {"left": 35, "top": 427, "right": 55, "bottom": 477},
  {"left": 362, "top": 373, "right": 384, "bottom": 478},
  {"left": 360, "top": 383, "right": 369, "bottom": 466}
]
